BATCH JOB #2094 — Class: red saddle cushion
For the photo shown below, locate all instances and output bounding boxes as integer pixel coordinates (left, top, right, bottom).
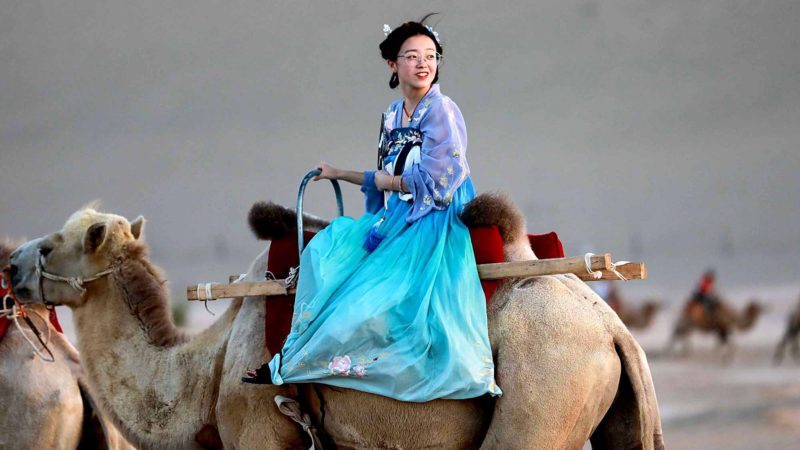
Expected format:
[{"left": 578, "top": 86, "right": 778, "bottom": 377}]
[
  {"left": 264, "top": 226, "right": 564, "bottom": 355},
  {"left": 469, "top": 226, "right": 565, "bottom": 302}
]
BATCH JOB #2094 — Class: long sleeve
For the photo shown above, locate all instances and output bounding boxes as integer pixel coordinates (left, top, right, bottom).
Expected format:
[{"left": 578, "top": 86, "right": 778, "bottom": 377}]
[
  {"left": 401, "top": 96, "right": 469, "bottom": 223},
  {"left": 360, "top": 170, "right": 383, "bottom": 214}
]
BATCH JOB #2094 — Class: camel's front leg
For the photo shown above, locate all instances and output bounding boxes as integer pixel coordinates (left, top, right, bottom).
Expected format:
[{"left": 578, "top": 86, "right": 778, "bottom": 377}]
[
  {"left": 788, "top": 335, "right": 800, "bottom": 363},
  {"left": 773, "top": 334, "right": 789, "bottom": 365}
]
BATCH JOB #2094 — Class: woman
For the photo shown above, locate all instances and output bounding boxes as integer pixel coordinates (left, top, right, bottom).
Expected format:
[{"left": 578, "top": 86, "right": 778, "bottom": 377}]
[{"left": 243, "top": 15, "right": 501, "bottom": 402}]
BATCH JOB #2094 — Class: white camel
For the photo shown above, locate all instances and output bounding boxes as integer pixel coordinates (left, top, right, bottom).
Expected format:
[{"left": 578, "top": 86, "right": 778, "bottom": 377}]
[
  {"left": 0, "top": 240, "right": 132, "bottom": 449},
  {"left": 8, "top": 196, "right": 663, "bottom": 449}
]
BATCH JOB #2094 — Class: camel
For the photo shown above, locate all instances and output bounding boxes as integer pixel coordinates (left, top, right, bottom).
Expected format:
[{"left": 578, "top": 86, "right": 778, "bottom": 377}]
[
  {"left": 666, "top": 296, "right": 763, "bottom": 361},
  {"left": 0, "top": 239, "right": 131, "bottom": 449},
  {"left": 8, "top": 197, "right": 663, "bottom": 449},
  {"left": 601, "top": 285, "right": 661, "bottom": 330},
  {"left": 773, "top": 297, "right": 800, "bottom": 365},
  {"left": 612, "top": 300, "right": 662, "bottom": 330}
]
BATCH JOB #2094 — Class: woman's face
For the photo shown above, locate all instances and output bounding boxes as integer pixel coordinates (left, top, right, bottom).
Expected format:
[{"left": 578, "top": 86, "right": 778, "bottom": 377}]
[{"left": 389, "top": 34, "right": 439, "bottom": 92}]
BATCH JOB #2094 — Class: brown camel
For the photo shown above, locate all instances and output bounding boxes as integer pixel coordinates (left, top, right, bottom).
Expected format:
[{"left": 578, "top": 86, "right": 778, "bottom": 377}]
[
  {"left": 667, "top": 296, "right": 763, "bottom": 361},
  {"left": 0, "top": 239, "right": 131, "bottom": 449},
  {"left": 774, "top": 297, "right": 800, "bottom": 365},
  {"left": 8, "top": 198, "right": 663, "bottom": 449},
  {"left": 604, "top": 288, "right": 662, "bottom": 330}
]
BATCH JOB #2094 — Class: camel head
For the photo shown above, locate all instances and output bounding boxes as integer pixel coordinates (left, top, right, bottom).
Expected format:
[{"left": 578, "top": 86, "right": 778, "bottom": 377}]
[
  {"left": 641, "top": 301, "right": 662, "bottom": 323},
  {"left": 738, "top": 299, "right": 765, "bottom": 330},
  {"left": 642, "top": 300, "right": 662, "bottom": 314},
  {"left": 9, "top": 206, "right": 145, "bottom": 308}
]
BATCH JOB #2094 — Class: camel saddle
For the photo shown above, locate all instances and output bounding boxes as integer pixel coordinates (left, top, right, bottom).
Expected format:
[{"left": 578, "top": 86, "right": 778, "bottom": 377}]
[{"left": 263, "top": 225, "right": 563, "bottom": 355}]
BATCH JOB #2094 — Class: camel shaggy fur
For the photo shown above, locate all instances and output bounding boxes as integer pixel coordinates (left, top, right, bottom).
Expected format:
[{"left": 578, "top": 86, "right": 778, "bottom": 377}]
[
  {"left": 9, "top": 196, "right": 663, "bottom": 449},
  {"left": 0, "top": 239, "right": 131, "bottom": 450}
]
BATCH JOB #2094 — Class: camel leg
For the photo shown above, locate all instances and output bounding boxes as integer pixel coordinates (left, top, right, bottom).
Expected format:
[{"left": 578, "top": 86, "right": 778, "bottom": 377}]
[
  {"left": 790, "top": 336, "right": 800, "bottom": 364},
  {"left": 718, "top": 329, "right": 734, "bottom": 364},
  {"left": 668, "top": 329, "right": 692, "bottom": 358},
  {"left": 773, "top": 334, "right": 789, "bottom": 365},
  {"left": 666, "top": 319, "right": 691, "bottom": 357}
]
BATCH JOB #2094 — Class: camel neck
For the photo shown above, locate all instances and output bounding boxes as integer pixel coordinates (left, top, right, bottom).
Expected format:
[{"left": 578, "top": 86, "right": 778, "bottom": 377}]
[{"left": 70, "top": 253, "right": 227, "bottom": 449}]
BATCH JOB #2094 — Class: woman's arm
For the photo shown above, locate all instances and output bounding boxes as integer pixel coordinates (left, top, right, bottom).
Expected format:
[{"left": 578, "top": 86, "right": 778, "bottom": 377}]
[
  {"left": 314, "top": 162, "right": 406, "bottom": 192},
  {"left": 400, "top": 97, "right": 469, "bottom": 222}
]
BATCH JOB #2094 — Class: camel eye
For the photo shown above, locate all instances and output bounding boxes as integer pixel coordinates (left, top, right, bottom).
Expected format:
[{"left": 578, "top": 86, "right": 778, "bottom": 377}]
[{"left": 39, "top": 245, "right": 53, "bottom": 258}]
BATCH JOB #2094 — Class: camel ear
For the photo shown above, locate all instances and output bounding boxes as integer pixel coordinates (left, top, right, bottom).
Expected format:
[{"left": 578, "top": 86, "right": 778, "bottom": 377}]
[
  {"left": 130, "top": 216, "right": 145, "bottom": 240},
  {"left": 84, "top": 222, "right": 107, "bottom": 254}
]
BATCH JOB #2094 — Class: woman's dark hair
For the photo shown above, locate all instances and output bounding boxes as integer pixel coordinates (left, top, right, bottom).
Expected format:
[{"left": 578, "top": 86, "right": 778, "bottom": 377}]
[{"left": 380, "top": 13, "right": 443, "bottom": 89}]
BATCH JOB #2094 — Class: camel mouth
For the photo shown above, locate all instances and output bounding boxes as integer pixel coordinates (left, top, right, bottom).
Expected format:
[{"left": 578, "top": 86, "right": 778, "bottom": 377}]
[{"left": 10, "top": 285, "right": 32, "bottom": 302}]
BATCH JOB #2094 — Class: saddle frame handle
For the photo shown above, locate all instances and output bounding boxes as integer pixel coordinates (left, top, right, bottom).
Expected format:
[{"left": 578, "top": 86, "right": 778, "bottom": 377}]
[{"left": 296, "top": 169, "right": 344, "bottom": 257}]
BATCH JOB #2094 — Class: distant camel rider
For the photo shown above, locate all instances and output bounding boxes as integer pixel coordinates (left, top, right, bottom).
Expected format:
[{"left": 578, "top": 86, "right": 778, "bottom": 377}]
[{"left": 692, "top": 269, "right": 719, "bottom": 315}]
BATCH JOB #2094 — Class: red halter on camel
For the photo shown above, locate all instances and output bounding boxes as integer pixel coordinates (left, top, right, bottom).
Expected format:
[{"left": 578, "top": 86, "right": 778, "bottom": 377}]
[{"left": 0, "top": 267, "right": 61, "bottom": 361}]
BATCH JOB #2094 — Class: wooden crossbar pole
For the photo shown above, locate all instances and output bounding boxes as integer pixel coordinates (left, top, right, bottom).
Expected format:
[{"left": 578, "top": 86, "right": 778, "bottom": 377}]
[
  {"left": 476, "top": 254, "right": 612, "bottom": 280},
  {"left": 574, "top": 262, "right": 647, "bottom": 281},
  {"left": 187, "top": 280, "right": 296, "bottom": 301},
  {"left": 187, "top": 254, "right": 639, "bottom": 301}
]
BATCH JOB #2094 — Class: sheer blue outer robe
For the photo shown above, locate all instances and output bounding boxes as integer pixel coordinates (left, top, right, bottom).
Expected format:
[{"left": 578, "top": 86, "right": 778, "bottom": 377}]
[{"left": 267, "top": 85, "right": 502, "bottom": 401}]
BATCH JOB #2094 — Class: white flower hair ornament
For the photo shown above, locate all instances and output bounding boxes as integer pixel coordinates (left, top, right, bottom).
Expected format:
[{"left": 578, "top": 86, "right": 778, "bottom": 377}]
[
  {"left": 425, "top": 25, "right": 441, "bottom": 44},
  {"left": 382, "top": 23, "right": 441, "bottom": 44}
]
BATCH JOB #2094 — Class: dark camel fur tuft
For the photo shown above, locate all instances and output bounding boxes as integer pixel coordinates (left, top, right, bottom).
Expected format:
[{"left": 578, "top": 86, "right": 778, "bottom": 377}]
[
  {"left": 248, "top": 201, "right": 330, "bottom": 241},
  {"left": 459, "top": 192, "right": 526, "bottom": 244},
  {"left": 459, "top": 191, "right": 536, "bottom": 262}
]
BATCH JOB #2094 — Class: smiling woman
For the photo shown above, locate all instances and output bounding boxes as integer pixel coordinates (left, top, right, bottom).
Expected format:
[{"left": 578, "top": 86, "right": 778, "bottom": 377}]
[{"left": 242, "top": 14, "right": 503, "bottom": 402}]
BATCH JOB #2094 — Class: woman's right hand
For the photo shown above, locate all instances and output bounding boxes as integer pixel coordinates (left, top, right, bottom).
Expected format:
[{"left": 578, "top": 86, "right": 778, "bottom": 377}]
[{"left": 313, "top": 162, "right": 339, "bottom": 181}]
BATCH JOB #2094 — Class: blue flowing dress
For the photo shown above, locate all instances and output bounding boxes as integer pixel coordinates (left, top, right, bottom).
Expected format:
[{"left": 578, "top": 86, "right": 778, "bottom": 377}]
[{"left": 267, "top": 85, "right": 502, "bottom": 401}]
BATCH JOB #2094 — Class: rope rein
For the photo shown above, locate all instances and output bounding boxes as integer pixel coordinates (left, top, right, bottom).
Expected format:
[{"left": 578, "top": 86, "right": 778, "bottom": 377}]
[
  {"left": 1, "top": 272, "right": 55, "bottom": 362},
  {"left": 35, "top": 255, "right": 119, "bottom": 295},
  {"left": 0, "top": 302, "right": 55, "bottom": 362}
]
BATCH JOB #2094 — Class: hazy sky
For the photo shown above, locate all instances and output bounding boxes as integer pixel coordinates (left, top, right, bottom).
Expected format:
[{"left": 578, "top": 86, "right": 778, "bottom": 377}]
[{"left": 2, "top": 0, "right": 799, "bottom": 294}]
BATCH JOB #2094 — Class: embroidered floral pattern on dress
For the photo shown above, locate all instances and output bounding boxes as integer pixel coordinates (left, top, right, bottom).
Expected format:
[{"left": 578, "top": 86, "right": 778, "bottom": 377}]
[
  {"left": 291, "top": 302, "right": 314, "bottom": 334},
  {"left": 352, "top": 364, "right": 367, "bottom": 378},
  {"left": 329, "top": 355, "right": 352, "bottom": 375},
  {"left": 384, "top": 110, "right": 397, "bottom": 131},
  {"left": 381, "top": 86, "right": 471, "bottom": 222},
  {"left": 379, "top": 127, "right": 423, "bottom": 174},
  {"left": 325, "top": 355, "right": 378, "bottom": 378}
]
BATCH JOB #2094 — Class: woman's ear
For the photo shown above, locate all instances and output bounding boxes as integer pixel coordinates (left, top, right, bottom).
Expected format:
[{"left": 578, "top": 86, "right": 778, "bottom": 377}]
[{"left": 387, "top": 60, "right": 397, "bottom": 73}]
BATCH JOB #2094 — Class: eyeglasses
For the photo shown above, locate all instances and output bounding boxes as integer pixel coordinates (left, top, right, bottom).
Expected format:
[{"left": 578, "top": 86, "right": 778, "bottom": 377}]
[{"left": 396, "top": 52, "right": 443, "bottom": 65}]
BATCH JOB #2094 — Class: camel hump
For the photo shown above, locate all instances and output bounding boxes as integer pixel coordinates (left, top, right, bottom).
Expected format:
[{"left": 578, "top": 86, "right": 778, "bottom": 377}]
[
  {"left": 460, "top": 192, "right": 526, "bottom": 246},
  {"left": 248, "top": 201, "right": 330, "bottom": 241}
]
